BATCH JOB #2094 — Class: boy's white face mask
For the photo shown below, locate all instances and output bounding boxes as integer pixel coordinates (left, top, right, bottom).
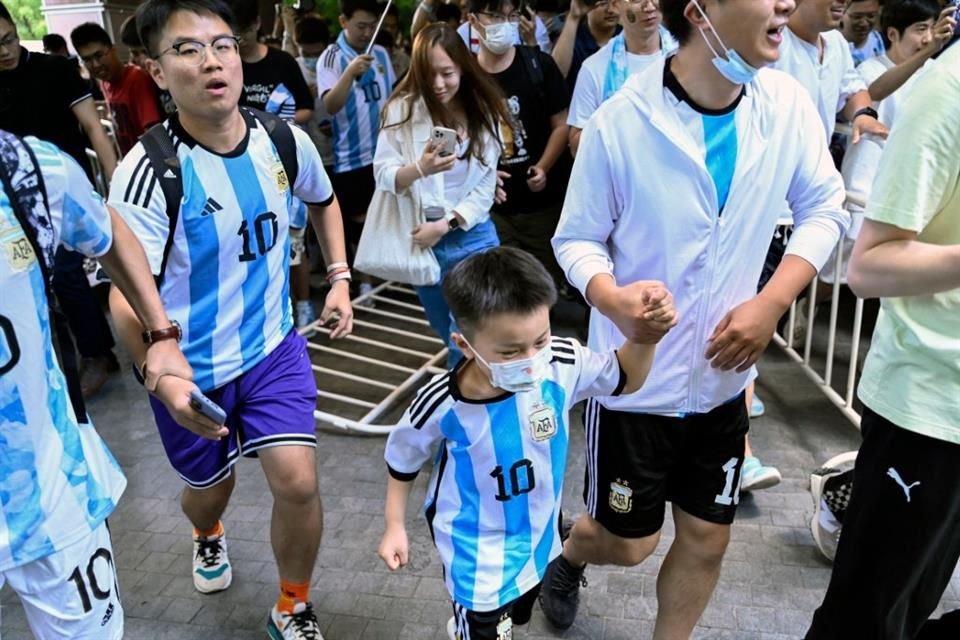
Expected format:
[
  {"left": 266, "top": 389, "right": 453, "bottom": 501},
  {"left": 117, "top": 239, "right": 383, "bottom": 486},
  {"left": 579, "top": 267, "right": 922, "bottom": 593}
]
[
  {"left": 480, "top": 22, "right": 518, "bottom": 55},
  {"left": 463, "top": 338, "right": 553, "bottom": 393}
]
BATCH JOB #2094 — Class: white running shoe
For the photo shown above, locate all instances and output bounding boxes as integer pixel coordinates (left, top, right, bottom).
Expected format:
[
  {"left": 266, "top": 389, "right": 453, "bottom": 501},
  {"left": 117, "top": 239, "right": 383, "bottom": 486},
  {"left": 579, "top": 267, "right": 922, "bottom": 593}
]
[
  {"left": 267, "top": 602, "right": 324, "bottom": 640},
  {"left": 192, "top": 528, "right": 232, "bottom": 593}
]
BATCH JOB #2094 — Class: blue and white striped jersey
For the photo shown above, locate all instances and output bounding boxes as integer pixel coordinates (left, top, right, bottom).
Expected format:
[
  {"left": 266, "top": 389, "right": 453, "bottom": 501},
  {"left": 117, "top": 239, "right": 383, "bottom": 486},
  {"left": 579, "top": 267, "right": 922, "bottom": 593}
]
[
  {"left": 0, "top": 137, "right": 126, "bottom": 571},
  {"left": 385, "top": 337, "right": 625, "bottom": 611},
  {"left": 316, "top": 38, "right": 395, "bottom": 173},
  {"left": 108, "top": 112, "right": 334, "bottom": 391}
]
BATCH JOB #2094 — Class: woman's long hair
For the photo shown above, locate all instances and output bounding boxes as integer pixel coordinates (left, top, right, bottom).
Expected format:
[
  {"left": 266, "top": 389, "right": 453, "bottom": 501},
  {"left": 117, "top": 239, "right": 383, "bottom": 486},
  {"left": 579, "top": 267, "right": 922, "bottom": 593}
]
[{"left": 381, "top": 22, "right": 511, "bottom": 164}]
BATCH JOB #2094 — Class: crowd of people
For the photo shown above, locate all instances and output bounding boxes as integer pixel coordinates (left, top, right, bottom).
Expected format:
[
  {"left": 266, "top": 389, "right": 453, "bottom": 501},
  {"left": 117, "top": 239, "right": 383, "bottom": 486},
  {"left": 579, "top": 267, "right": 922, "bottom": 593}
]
[{"left": 1, "top": 0, "right": 958, "bottom": 638}]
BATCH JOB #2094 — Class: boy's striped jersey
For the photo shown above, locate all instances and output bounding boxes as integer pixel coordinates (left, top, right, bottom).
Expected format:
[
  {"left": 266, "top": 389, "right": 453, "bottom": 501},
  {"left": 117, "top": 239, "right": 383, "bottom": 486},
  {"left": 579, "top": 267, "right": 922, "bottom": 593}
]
[
  {"left": 385, "top": 337, "right": 625, "bottom": 611},
  {"left": 108, "top": 111, "right": 334, "bottom": 391}
]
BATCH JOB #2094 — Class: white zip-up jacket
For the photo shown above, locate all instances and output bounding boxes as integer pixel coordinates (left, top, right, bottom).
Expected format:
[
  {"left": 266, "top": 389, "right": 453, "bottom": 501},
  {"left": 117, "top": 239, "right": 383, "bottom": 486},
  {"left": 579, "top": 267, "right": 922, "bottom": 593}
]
[
  {"left": 553, "top": 59, "right": 850, "bottom": 415},
  {"left": 373, "top": 96, "right": 500, "bottom": 231}
]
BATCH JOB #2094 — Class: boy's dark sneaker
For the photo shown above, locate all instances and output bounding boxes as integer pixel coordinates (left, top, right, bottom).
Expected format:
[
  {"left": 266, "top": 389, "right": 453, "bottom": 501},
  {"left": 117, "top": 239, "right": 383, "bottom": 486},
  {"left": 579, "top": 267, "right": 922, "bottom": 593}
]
[{"left": 539, "top": 554, "right": 586, "bottom": 630}]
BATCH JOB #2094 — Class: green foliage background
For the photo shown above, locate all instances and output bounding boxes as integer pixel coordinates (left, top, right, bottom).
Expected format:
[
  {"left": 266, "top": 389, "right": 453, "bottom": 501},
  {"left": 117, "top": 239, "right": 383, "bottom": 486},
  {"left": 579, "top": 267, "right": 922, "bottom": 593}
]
[{"left": 5, "top": 0, "right": 45, "bottom": 39}]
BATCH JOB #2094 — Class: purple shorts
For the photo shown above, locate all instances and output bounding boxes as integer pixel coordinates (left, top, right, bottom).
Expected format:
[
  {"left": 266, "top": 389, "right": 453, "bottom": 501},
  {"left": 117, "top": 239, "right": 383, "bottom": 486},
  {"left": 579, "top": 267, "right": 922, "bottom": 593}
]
[{"left": 150, "top": 330, "right": 317, "bottom": 489}]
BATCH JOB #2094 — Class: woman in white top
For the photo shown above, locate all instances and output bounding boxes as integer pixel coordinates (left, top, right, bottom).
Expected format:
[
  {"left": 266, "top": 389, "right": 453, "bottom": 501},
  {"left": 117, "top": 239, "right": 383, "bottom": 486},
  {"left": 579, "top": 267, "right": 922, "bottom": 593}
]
[{"left": 374, "top": 22, "right": 510, "bottom": 365}]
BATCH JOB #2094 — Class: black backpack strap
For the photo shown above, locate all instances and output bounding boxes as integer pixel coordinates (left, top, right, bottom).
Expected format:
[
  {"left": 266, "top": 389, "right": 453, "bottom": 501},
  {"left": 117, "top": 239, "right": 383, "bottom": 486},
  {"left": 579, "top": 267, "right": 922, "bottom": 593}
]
[
  {"left": 517, "top": 45, "right": 546, "bottom": 104},
  {"left": 140, "top": 122, "right": 182, "bottom": 285},
  {"left": 0, "top": 131, "right": 89, "bottom": 423},
  {"left": 243, "top": 107, "right": 300, "bottom": 191}
]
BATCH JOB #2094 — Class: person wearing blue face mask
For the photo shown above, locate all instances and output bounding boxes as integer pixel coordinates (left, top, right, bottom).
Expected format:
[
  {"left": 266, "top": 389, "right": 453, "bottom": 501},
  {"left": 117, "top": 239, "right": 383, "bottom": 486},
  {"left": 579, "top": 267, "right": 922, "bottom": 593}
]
[
  {"left": 378, "top": 247, "right": 674, "bottom": 640},
  {"left": 546, "top": 0, "right": 851, "bottom": 634}
]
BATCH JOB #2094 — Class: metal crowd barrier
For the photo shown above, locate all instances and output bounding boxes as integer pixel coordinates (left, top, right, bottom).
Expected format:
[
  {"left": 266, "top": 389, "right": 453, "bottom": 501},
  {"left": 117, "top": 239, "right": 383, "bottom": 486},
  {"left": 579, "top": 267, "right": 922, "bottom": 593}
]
[
  {"left": 771, "top": 194, "right": 869, "bottom": 428},
  {"left": 302, "top": 281, "right": 447, "bottom": 435}
]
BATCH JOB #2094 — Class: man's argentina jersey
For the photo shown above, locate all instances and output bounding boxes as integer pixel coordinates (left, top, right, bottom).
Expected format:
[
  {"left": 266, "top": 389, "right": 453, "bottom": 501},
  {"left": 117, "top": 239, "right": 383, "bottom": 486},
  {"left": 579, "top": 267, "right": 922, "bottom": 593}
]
[
  {"left": 109, "top": 111, "right": 334, "bottom": 391},
  {"left": 385, "top": 337, "right": 625, "bottom": 611},
  {"left": 316, "top": 42, "right": 395, "bottom": 173},
  {"left": 0, "top": 137, "right": 126, "bottom": 571}
]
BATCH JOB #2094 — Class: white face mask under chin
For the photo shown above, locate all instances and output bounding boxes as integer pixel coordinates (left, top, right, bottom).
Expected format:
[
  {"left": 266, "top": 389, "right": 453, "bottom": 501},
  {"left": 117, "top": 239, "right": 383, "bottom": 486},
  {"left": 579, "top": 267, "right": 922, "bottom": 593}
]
[{"left": 463, "top": 338, "right": 553, "bottom": 393}]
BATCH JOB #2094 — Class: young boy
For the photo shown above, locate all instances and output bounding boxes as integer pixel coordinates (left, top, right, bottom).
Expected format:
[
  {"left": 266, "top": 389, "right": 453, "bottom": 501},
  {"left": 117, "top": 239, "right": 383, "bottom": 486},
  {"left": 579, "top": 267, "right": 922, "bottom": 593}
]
[{"left": 377, "top": 247, "right": 675, "bottom": 639}]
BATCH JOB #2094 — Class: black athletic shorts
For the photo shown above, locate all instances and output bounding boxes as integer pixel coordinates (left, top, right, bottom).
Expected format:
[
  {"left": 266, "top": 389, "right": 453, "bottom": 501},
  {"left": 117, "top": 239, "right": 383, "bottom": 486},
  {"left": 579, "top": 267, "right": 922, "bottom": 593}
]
[
  {"left": 329, "top": 164, "right": 375, "bottom": 246},
  {"left": 450, "top": 584, "right": 540, "bottom": 640},
  {"left": 582, "top": 395, "right": 749, "bottom": 538}
]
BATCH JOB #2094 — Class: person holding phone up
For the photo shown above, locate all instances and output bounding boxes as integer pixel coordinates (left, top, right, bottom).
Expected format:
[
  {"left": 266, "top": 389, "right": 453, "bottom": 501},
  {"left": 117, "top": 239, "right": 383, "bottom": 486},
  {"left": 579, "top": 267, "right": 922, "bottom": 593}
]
[{"left": 373, "top": 22, "right": 512, "bottom": 366}]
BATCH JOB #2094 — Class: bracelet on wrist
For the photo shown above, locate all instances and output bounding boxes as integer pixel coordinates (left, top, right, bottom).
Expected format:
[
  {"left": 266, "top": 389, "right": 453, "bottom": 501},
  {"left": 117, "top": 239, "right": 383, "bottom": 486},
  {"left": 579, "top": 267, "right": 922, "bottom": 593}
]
[
  {"left": 329, "top": 271, "right": 352, "bottom": 285},
  {"left": 326, "top": 267, "right": 351, "bottom": 282},
  {"left": 326, "top": 261, "right": 349, "bottom": 273},
  {"left": 414, "top": 160, "right": 426, "bottom": 179}
]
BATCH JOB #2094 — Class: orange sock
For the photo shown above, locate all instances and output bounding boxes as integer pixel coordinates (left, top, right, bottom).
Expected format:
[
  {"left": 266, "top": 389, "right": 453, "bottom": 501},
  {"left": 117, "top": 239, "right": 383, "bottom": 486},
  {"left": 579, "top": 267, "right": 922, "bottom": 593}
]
[
  {"left": 193, "top": 520, "right": 224, "bottom": 539},
  {"left": 277, "top": 579, "right": 310, "bottom": 614}
]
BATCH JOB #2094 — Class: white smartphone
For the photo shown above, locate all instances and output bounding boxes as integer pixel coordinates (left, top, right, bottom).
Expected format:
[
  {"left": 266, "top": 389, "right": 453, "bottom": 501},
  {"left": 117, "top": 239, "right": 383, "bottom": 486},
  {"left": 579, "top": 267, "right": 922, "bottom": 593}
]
[{"left": 431, "top": 126, "right": 457, "bottom": 157}]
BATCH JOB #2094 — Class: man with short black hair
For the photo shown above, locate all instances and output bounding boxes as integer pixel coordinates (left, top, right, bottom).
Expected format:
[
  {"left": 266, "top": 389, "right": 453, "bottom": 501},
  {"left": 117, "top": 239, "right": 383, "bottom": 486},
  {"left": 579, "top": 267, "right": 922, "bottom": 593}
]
[
  {"left": 317, "top": 0, "right": 395, "bottom": 296},
  {"left": 41, "top": 32, "right": 70, "bottom": 57},
  {"left": 552, "top": 0, "right": 622, "bottom": 91},
  {"left": 70, "top": 21, "right": 163, "bottom": 155},
  {"left": 546, "top": 0, "right": 849, "bottom": 635},
  {"left": 108, "top": 1, "right": 352, "bottom": 637}
]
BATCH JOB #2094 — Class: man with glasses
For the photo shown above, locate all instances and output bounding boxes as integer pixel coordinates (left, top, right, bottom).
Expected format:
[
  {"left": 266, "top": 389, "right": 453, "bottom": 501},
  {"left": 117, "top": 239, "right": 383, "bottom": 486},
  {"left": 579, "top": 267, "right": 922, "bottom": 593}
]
[
  {"left": 552, "top": 0, "right": 622, "bottom": 91},
  {"left": 841, "top": 0, "right": 885, "bottom": 65},
  {"left": 567, "top": 0, "right": 676, "bottom": 155},
  {"left": 70, "top": 22, "right": 163, "bottom": 156},
  {"left": 108, "top": 1, "right": 352, "bottom": 637},
  {"left": 468, "top": 0, "right": 573, "bottom": 293},
  {"left": 317, "top": 0, "right": 395, "bottom": 301}
]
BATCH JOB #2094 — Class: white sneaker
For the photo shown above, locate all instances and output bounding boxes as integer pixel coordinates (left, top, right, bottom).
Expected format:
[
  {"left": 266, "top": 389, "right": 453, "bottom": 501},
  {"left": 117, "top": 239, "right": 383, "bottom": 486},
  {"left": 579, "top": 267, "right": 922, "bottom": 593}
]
[
  {"left": 192, "top": 529, "right": 232, "bottom": 593},
  {"left": 809, "top": 451, "right": 857, "bottom": 562},
  {"left": 267, "top": 602, "right": 324, "bottom": 640}
]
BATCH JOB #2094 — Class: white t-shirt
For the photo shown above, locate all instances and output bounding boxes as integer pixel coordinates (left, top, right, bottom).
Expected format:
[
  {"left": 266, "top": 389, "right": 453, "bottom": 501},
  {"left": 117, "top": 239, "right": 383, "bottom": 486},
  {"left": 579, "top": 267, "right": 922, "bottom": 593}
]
[
  {"left": 773, "top": 28, "right": 866, "bottom": 141},
  {"left": 567, "top": 34, "right": 674, "bottom": 129},
  {"left": 0, "top": 137, "right": 126, "bottom": 571},
  {"left": 442, "top": 138, "right": 471, "bottom": 206},
  {"left": 385, "top": 337, "right": 624, "bottom": 611}
]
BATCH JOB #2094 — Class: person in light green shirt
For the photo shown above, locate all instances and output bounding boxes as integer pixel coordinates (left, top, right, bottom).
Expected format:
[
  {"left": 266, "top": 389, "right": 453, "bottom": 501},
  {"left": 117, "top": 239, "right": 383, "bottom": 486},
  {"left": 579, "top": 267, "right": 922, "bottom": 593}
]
[{"left": 806, "top": 38, "right": 960, "bottom": 640}]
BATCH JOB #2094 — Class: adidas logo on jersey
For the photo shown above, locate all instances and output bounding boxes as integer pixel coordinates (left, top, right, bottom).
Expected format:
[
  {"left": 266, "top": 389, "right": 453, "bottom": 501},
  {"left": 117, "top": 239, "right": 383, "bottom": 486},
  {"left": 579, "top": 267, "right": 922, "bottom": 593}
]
[{"left": 201, "top": 198, "right": 224, "bottom": 217}]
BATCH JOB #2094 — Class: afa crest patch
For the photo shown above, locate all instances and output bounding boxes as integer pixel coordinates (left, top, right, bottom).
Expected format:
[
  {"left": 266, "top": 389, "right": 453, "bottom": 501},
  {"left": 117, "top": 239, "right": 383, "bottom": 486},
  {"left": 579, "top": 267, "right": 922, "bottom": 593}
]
[{"left": 609, "top": 479, "right": 633, "bottom": 514}]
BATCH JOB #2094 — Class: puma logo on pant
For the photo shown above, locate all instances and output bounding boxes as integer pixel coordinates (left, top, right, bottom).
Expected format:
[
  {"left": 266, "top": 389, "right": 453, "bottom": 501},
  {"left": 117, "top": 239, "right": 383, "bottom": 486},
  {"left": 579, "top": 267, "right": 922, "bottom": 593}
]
[{"left": 887, "top": 468, "right": 921, "bottom": 502}]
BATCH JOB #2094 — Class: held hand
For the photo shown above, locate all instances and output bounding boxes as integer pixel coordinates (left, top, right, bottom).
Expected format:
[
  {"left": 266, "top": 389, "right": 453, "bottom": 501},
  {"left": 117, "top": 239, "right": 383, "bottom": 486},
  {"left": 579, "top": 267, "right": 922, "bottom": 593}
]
[
  {"left": 520, "top": 8, "right": 537, "bottom": 47},
  {"left": 419, "top": 141, "right": 457, "bottom": 176},
  {"left": 378, "top": 524, "right": 410, "bottom": 570},
  {"left": 851, "top": 115, "right": 889, "bottom": 145},
  {"left": 348, "top": 54, "right": 375, "bottom": 79},
  {"left": 601, "top": 280, "right": 678, "bottom": 344},
  {"left": 705, "top": 295, "right": 785, "bottom": 372},
  {"left": 931, "top": 7, "right": 958, "bottom": 52},
  {"left": 411, "top": 219, "right": 448, "bottom": 248},
  {"left": 526, "top": 165, "right": 547, "bottom": 192},
  {"left": 321, "top": 280, "right": 354, "bottom": 339},
  {"left": 142, "top": 339, "right": 193, "bottom": 393},
  {"left": 569, "top": 0, "right": 588, "bottom": 21},
  {"left": 495, "top": 170, "right": 510, "bottom": 204},
  {"left": 153, "top": 375, "right": 229, "bottom": 440}
]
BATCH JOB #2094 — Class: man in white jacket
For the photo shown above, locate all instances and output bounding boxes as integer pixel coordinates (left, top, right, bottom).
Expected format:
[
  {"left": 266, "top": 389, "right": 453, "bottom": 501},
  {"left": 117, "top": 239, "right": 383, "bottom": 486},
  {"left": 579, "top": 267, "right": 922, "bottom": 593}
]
[{"left": 542, "top": 0, "right": 850, "bottom": 635}]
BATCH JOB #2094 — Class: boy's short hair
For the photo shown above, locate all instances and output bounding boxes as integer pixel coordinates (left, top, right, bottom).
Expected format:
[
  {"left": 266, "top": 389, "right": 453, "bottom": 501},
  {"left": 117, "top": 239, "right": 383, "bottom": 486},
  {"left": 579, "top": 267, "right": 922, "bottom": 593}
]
[
  {"left": 443, "top": 247, "right": 558, "bottom": 338},
  {"left": 70, "top": 22, "right": 113, "bottom": 51},
  {"left": 119, "top": 15, "right": 144, "bottom": 48},
  {"left": 339, "top": 0, "right": 380, "bottom": 19},
  {"left": 137, "top": 0, "right": 236, "bottom": 58},
  {"left": 662, "top": 0, "right": 723, "bottom": 45},
  {"left": 229, "top": 0, "right": 259, "bottom": 31},
  {"left": 294, "top": 15, "right": 330, "bottom": 46},
  {"left": 880, "top": 0, "right": 940, "bottom": 48},
  {"left": 42, "top": 33, "right": 68, "bottom": 52}
]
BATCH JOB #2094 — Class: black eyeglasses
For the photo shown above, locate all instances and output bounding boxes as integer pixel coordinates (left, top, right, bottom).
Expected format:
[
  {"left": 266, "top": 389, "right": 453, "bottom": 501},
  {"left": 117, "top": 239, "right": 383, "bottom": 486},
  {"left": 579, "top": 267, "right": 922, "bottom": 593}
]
[{"left": 156, "top": 36, "right": 240, "bottom": 66}]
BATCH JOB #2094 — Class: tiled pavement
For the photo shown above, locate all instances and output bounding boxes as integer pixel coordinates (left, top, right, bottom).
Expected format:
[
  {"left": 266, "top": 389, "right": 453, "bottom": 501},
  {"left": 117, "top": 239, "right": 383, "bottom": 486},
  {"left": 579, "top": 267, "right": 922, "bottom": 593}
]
[{"left": 3, "top": 335, "right": 959, "bottom": 639}]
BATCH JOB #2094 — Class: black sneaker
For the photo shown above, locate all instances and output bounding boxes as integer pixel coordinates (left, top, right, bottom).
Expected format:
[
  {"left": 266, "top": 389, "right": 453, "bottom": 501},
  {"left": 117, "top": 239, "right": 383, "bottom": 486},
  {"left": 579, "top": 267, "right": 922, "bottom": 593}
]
[{"left": 539, "top": 555, "right": 587, "bottom": 630}]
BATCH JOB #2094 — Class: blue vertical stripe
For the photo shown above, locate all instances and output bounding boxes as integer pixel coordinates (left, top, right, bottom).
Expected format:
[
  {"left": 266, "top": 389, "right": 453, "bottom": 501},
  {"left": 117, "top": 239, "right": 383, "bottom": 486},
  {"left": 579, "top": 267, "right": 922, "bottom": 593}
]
[
  {"left": 341, "top": 56, "right": 363, "bottom": 172},
  {"left": 223, "top": 154, "right": 271, "bottom": 368},
  {"left": 536, "top": 381, "right": 569, "bottom": 573},
  {"left": 489, "top": 397, "right": 533, "bottom": 606},
  {"left": 702, "top": 112, "right": 738, "bottom": 213},
  {"left": 440, "top": 410, "right": 481, "bottom": 606},
  {"left": 180, "top": 160, "right": 220, "bottom": 391}
]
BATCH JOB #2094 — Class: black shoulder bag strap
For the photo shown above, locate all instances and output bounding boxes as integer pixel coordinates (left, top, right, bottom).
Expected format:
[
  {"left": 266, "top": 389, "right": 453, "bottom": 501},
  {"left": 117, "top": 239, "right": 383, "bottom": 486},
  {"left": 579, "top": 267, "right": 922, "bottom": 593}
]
[
  {"left": 139, "top": 122, "right": 182, "bottom": 285},
  {"left": 244, "top": 107, "right": 300, "bottom": 190}
]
